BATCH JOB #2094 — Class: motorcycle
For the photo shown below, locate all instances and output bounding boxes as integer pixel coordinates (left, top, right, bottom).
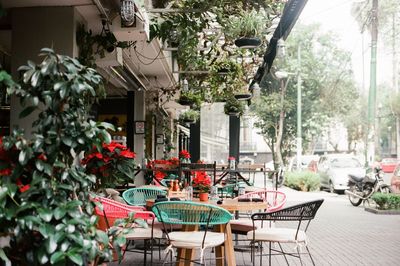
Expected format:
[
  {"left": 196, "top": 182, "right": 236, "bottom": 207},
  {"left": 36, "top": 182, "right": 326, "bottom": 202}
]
[{"left": 345, "top": 167, "right": 392, "bottom": 206}]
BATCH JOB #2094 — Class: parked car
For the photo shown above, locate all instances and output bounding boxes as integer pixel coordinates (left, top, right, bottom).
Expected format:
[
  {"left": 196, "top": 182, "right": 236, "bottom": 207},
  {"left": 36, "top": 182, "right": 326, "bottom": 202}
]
[
  {"left": 391, "top": 163, "right": 400, "bottom": 193},
  {"left": 287, "top": 155, "right": 319, "bottom": 172},
  {"left": 317, "top": 154, "right": 366, "bottom": 193},
  {"left": 380, "top": 158, "right": 398, "bottom": 173}
]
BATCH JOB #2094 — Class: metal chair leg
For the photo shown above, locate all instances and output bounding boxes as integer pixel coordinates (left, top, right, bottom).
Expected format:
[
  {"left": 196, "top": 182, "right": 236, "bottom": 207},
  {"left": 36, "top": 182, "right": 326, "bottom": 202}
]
[
  {"left": 278, "top": 242, "right": 289, "bottom": 265},
  {"left": 268, "top": 242, "right": 272, "bottom": 266},
  {"left": 144, "top": 240, "right": 147, "bottom": 265},
  {"left": 297, "top": 246, "right": 303, "bottom": 266},
  {"left": 306, "top": 245, "right": 316, "bottom": 266}
]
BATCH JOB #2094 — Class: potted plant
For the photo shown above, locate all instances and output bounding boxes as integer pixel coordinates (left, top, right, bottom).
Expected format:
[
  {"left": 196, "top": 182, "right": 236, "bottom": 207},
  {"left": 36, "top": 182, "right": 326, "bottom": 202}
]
[
  {"left": 179, "top": 109, "right": 200, "bottom": 124},
  {"left": 0, "top": 48, "right": 129, "bottom": 264},
  {"left": 225, "top": 10, "right": 266, "bottom": 49},
  {"left": 82, "top": 141, "right": 136, "bottom": 189},
  {"left": 192, "top": 171, "right": 211, "bottom": 201},
  {"left": 177, "top": 90, "right": 203, "bottom": 107},
  {"left": 234, "top": 85, "right": 253, "bottom": 101},
  {"left": 224, "top": 96, "right": 246, "bottom": 116}
]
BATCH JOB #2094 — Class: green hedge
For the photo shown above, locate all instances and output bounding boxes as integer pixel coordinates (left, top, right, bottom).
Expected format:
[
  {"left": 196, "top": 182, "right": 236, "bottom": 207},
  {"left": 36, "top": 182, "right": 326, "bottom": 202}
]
[
  {"left": 284, "top": 171, "right": 320, "bottom": 192},
  {"left": 371, "top": 193, "right": 400, "bottom": 210}
]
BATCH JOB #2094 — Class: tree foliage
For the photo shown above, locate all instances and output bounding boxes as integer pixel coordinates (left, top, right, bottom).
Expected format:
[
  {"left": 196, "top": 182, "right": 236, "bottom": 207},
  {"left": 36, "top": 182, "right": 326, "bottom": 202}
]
[{"left": 252, "top": 24, "right": 359, "bottom": 166}]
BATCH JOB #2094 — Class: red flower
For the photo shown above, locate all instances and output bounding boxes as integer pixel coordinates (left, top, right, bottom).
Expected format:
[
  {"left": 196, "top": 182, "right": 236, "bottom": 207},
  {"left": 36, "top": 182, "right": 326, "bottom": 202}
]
[
  {"left": 104, "top": 141, "right": 125, "bottom": 153},
  {"left": 19, "top": 184, "right": 30, "bottom": 193},
  {"left": 154, "top": 171, "right": 166, "bottom": 180},
  {"left": 179, "top": 150, "right": 191, "bottom": 159},
  {"left": 16, "top": 177, "right": 30, "bottom": 193},
  {"left": 38, "top": 153, "right": 47, "bottom": 161},
  {"left": 192, "top": 171, "right": 211, "bottom": 193},
  {"left": 0, "top": 168, "right": 11, "bottom": 176},
  {"left": 120, "top": 150, "right": 136, "bottom": 159}
]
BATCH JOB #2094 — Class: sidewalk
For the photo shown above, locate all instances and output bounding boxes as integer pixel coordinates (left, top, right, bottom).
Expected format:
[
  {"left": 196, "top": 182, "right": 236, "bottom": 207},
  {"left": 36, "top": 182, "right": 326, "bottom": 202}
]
[{"left": 114, "top": 187, "right": 400, "bottom": 265}]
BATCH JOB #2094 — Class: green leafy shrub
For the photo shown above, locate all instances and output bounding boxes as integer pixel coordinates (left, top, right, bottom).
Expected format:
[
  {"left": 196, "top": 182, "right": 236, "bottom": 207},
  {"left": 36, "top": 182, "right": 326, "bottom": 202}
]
[
  {"left": 224, "top": 97, "right": 245, "bottom": 116},
  {"left": 179, "top": 109, "right": 200, "bottom": 123},
  {"left": 373, "top": 193, "right": 400, "bottom": 210},
  {"left": 284, "top": 171, "right": 320, "bottom": 192},
  {"left": 0, "top": 48, "right": 129, "bottom": 265}
]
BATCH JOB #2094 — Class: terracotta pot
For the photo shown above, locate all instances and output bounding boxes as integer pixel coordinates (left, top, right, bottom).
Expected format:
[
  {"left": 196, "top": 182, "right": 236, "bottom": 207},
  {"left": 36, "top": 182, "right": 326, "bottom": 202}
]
[{"left": 199, "top": 192, "right": 209, "bottom": 201}]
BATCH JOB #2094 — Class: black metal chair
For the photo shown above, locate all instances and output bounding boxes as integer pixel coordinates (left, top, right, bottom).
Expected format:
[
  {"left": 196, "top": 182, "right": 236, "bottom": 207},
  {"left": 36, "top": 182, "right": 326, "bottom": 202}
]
[{"left": 247, "top": 199, "right": 324, "bottom": 266}]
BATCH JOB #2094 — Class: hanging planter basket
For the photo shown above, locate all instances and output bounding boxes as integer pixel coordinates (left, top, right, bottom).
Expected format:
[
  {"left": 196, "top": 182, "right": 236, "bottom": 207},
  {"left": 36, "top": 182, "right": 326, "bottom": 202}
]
[
  {"left": 234, "top": 37, "right": 262, "bottom": 49},
  {"left": 177, "top": 98, "right": 193, "bottom": 106},
  {"left": 182, "top": 119, "right": 195, "bottom": 124},
  {"left": 234, "top": 93, "right": 252, "bottom": 101}
]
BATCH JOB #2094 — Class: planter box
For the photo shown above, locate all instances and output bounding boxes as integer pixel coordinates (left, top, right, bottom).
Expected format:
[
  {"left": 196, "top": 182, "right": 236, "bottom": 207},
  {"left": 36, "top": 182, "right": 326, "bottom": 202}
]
[{"left": 364, "top": 207, "right": 400, "bottom": 215}]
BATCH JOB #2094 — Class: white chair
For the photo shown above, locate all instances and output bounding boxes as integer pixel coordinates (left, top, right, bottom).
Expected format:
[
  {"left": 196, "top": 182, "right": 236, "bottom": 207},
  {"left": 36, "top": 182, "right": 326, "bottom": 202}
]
[{"left": 247, "top": 199, "right": 324, "bottom": 266}]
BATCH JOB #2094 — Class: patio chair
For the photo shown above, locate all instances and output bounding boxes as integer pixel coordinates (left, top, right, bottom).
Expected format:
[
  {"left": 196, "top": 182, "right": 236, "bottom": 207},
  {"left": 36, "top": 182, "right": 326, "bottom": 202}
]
[
  {"left": 122, "top": 187, "right": 167, "bottom": 206},
  {"left": 247, "top": 199, "right": 324, "bottom": 266},
  {"left": 94, "top": 197, "right": 163, "bottom": 265},
  {"left": 230, "top": 190, "right": 287, "bottom": 235},
  {"left": 152, "top": 201, "right": 232, "bottom": 265}
]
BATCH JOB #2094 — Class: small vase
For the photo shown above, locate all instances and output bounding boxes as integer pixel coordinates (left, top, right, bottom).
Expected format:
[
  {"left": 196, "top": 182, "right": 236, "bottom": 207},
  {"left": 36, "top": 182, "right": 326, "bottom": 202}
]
[{"left": 199, "top": 192, "right": 209, "bottom": 202}]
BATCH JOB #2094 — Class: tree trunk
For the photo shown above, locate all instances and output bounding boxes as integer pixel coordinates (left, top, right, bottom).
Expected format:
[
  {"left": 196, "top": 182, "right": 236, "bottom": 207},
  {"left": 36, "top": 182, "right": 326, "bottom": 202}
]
[{"left": 275, "top": 79, "right": 287, "bottom": 168}]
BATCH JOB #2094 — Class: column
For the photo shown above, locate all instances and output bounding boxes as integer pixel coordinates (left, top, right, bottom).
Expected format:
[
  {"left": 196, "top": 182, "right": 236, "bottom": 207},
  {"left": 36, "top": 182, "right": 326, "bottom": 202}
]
[{"left": 10, "top": 7, "right": 83, "bottom": 137}]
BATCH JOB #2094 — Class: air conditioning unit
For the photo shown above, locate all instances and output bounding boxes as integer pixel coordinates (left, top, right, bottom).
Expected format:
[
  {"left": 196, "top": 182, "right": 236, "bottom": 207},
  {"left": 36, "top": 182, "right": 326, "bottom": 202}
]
[
  {"left": 111, "top": 10, "right": 150, "bottom": 42},
  {"left": 95, "top": 47, "right": 123, "bottom": 68}
]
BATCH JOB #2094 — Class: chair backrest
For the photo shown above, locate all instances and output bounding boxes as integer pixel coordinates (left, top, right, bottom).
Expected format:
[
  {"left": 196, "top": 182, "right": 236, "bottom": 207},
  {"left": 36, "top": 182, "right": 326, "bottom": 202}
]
[
  {"left": 93, "top": 196, "right": 146, "bottom": 212},
  {"left": 251, "top": 199, "right": 324, "bottom": 222},
  {"left": 122, "top": 187, "right": 167, "bottom": 206},
  {"left": 93, "top": 197, "right": 155, "bottom": 230},
  {"left": 152, "top": 201, "right": 232, "bottom": 226},
  {"left": 235, "top": 190, "right": 287, "bottom": 212}
]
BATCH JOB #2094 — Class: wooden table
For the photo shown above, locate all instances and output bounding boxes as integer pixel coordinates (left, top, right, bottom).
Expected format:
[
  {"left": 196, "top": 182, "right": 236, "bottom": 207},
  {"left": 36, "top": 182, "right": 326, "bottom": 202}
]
[{"left": 147, "top": 198, "right": 267, "bottom": 266}]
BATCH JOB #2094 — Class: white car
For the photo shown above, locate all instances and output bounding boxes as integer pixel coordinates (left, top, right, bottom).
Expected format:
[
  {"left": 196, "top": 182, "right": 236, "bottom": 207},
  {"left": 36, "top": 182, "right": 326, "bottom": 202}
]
[{"left": 317, "top": 154, "right": 365, "bottom": 193}]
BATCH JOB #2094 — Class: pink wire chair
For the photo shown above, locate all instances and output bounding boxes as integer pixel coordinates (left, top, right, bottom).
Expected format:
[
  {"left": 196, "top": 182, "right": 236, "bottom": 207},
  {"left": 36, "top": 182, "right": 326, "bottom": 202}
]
[
  {"left": 234, "top": 189, "right": 287, "bottom": 212},
  {"left": 93, "top": 196, "right": 162, "bottom": 265},
  {"left": 231, "top": 190, "right": 287, "bottom": 236}
]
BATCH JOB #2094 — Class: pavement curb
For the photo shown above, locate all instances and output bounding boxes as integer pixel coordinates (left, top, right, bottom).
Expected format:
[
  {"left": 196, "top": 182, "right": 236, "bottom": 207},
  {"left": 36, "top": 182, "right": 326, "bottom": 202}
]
[{"left": 364, "top": 207, "right": 400, "bottom": 215}]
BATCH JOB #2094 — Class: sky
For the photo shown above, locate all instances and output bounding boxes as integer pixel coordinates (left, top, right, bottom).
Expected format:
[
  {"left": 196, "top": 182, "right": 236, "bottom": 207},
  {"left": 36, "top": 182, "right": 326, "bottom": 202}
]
[{"left": 297, "top": 0, "right": 393, "bottom": 93}]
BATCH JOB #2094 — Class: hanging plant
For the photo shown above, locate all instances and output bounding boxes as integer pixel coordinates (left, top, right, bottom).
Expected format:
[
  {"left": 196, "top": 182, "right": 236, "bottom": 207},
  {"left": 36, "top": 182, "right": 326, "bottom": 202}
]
[
  {"left": 76, "top": 23, "right": 135, "bottom": 67},
  {"left": 177, "top": 89, "right": 203, "bottom": 107},
  {"left": 179, "top": 109, "right": 200, "bottom": 124},
  {"left": 224, "top": 10, "right": 268, "bottom": 48},
  {"left": 224, "top": 96, "right": 245, "bottom": 116}
]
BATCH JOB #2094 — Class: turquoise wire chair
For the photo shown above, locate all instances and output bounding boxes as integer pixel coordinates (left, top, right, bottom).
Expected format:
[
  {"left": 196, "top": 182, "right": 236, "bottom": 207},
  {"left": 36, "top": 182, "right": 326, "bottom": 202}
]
[
  {"left": 122, "top": 187, "right": 167, "bottom": 206},
  {"left": 152, "top": 201, "right": 232, "bottom": 265}
]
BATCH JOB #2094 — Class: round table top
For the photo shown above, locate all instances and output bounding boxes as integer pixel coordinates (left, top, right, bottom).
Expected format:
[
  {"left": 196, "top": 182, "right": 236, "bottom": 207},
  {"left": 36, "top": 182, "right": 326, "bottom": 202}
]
[{"left": 146, "top": 198, "right": 267, "bottom": 212}]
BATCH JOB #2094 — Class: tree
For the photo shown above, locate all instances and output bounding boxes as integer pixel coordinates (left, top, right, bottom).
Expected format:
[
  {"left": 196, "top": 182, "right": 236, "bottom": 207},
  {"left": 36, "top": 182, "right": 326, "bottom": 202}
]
[{"left": 252, "top": 23, "right": 359, "bottom": 167}]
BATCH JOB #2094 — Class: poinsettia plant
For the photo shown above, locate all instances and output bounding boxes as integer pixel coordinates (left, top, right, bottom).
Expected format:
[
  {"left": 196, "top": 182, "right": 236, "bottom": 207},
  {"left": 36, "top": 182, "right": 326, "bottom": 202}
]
[
  {"left": 145, "top": 157, "right": 180, "bottom": 184},
  {"left": 192, "top": 171, "right": 211, "bottom": 193},
  {"left": 179, "top": 149, "right": 191, "bottom": 160},
  {"left": 82, "top": 142, "right": 136, "bottom": 189}
]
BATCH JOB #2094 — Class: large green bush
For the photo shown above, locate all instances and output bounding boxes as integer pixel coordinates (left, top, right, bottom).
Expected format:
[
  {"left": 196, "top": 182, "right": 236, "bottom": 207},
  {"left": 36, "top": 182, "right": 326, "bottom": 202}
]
[
  {"left": 284, "top": 171, "right": 320, "bottom": 192},
  {"left": 0, "top": 49, "right": 130, "bottom": 265},
  {"left": 372, "top": 193, "right": 400, "bottom": 210}
]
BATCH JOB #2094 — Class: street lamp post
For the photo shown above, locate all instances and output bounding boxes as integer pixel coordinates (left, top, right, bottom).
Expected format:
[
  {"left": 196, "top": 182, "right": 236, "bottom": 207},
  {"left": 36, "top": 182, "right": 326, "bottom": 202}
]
[
  {"left": 296, "top": 44, "right": 302, "bottom": 170},
  {"left": 367, "top": 0, "right": 378, "bottom": 165}
]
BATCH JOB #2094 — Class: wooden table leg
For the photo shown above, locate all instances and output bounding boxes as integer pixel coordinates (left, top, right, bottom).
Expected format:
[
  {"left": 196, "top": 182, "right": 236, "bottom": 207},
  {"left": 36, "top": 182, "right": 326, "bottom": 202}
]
[
  {"left": 176, "top": 225, "right": 197, "bottom": 266},
  {"left": 215, "top": 223, "right": 236, "bottom": 266}
]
